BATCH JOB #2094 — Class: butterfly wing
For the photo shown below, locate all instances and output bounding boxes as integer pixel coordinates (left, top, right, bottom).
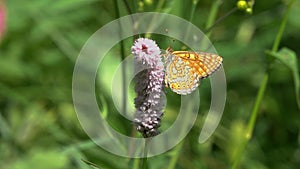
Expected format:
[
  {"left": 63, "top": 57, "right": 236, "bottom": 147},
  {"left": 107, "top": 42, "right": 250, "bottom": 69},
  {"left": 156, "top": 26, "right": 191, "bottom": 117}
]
[{"left": 164, "top": 51, "right": 223, "bottom": 95}]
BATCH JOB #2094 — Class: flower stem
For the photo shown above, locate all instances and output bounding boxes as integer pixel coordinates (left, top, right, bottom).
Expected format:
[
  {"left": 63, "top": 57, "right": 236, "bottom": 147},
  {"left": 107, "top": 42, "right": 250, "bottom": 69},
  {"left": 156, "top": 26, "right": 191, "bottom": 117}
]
[
  {"left": 167, "top": 141, "right": 184, "bottom": 169},
  {"left": 231, "top": 0, "right": 294, "bottom": 168},
  {"left": 141, "top": 138, "right": 150, "bottom": 169},
  {"left": 231, "top": 74, "right": 269, "bottom": 169},
  {"left": 247, "top": 74, "right": 269, "bottom": 138},
  {"left": 272, "top": 0, "right": 294, "bottom": 52}
]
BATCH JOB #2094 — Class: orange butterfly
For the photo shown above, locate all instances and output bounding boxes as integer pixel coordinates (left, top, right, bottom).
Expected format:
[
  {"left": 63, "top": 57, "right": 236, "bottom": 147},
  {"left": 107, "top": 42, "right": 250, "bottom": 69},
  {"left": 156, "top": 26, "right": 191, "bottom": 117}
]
[{"left": 164, "top": 47, "right": 223, "bottom": 95}]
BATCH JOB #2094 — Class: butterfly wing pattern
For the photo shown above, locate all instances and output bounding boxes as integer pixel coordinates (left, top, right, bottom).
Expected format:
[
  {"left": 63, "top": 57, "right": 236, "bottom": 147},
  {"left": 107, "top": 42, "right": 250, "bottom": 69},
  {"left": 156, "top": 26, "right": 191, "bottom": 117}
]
[{"left": 164, "top": 48, "right": 223, "bottom": 95}]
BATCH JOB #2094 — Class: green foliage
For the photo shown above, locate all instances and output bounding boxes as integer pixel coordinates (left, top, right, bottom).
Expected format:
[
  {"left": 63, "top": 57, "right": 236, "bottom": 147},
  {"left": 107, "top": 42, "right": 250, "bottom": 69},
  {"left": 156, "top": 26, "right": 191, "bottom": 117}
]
[{"left": 0, "top": 0, "right": 299, "bottom": 169}]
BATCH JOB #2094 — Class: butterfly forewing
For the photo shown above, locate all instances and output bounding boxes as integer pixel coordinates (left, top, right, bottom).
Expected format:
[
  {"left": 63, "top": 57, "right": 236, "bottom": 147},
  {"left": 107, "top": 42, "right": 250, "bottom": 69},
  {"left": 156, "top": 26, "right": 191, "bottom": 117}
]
[{"left": 164, "top": 49, "right": 223, "bottom": 95}]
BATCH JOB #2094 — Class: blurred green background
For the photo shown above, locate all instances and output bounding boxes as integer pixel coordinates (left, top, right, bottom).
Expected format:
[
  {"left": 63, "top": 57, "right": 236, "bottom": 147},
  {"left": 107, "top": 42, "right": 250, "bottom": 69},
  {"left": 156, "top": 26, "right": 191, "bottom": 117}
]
[{"left": 0, "top": 0, "right": 299, "bottom": 169}]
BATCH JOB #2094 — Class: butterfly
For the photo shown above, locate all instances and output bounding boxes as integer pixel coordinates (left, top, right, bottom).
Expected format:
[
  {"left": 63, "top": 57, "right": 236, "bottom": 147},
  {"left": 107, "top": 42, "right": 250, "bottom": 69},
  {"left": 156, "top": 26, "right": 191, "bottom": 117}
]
[{"left": 164, "top": 47, "right": 223, "bottom": 95}]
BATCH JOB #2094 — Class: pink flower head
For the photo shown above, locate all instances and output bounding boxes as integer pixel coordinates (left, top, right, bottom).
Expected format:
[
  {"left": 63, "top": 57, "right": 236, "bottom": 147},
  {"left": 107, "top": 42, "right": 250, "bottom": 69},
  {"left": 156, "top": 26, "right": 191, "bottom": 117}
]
[
  {"left": 131, "top": 38, "right": 162, "bottom": 68},
  {"left": 0, "top": 1, "right": 6, "bottom": 41},
  {"left": 131, "top": 38, "right": 165, "bottom": 138}
]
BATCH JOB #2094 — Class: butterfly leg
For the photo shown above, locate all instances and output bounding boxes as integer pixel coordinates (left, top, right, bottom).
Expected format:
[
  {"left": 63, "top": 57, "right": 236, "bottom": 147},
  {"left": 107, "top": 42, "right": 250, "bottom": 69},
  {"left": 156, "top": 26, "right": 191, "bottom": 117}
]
[{"left": 164, "top": 77, "right": 169, "bottom": 88}]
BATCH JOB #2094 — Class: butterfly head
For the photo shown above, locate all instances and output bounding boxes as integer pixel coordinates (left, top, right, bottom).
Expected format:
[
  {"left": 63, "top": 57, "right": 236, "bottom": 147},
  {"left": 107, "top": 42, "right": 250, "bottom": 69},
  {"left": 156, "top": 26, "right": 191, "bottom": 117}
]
[{"left": 166, "top": 47, "right": 173, "bottom": 54}]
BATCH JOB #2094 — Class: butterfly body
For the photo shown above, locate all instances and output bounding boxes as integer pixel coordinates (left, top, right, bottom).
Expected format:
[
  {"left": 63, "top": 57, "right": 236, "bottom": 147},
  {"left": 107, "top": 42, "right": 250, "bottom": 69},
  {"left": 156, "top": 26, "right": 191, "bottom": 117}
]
[{"left": 164, "top": 47, "right": 223, "bottom": 95}]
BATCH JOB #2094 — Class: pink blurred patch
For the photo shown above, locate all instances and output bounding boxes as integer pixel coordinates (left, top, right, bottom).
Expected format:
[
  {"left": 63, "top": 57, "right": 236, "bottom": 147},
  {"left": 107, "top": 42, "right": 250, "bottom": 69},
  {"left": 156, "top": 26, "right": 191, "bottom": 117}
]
[{"left": 0, "top": 2, "right": 6, "bottom": 41}]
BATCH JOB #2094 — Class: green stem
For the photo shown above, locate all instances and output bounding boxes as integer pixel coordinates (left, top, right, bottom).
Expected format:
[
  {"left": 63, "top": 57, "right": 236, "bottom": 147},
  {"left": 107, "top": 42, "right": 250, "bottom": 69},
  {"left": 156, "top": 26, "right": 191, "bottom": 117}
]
[
  {"left": 200, "top": 0, "right": 222, "bottom": 50},
  {"left": 133, "top": 158, "right": 140, "bottom": 169},
  {"left": 188, "top": 0, "right": 198, "bottom": 25},
  {"left": 141, "top": 138, "right": 150, "bottom": 169},
  {"left": 183, "top": 0, "right": 199, "bottom": 43},
  {"left": 121, "top": 0, "right": 132, "bottom": 14},
  {"left": 113, "top": 0, "right": 128, "bottom": 117},
  {"left": 205, "top": 7, "right": 237, "bottom": 34},
  {"left": 247, "top": 74, "right": 269, "bottom": 137},
  {"left": 231, "top": 74, "right": 269, "bottom": 169},
  {"left": 131, "top": 0, "right": 137, "bottom": 14},
  {"left": 272, "top": 0, "right": 294, "bottom": 52},
  {"left": 167, "top": 141, "right": 184, "bottom": 169},
  {"left": 156, "top": 0, "right": 166, "bottom": 12},
  {"left": 143, "top": 0, "right": 166, "bottom": 38},
  {"left": 231, "top": 0, "right": 294, "bottom": 168},
  {"left": 205, "top": 0, "right": 222, "bottom": 38}
]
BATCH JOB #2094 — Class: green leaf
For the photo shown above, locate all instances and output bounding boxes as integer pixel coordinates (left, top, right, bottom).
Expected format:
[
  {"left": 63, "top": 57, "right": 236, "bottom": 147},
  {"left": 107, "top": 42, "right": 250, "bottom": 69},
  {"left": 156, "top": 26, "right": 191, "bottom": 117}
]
[{"left": 266, "top": 47, "right": 300, "bottom": 110}]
